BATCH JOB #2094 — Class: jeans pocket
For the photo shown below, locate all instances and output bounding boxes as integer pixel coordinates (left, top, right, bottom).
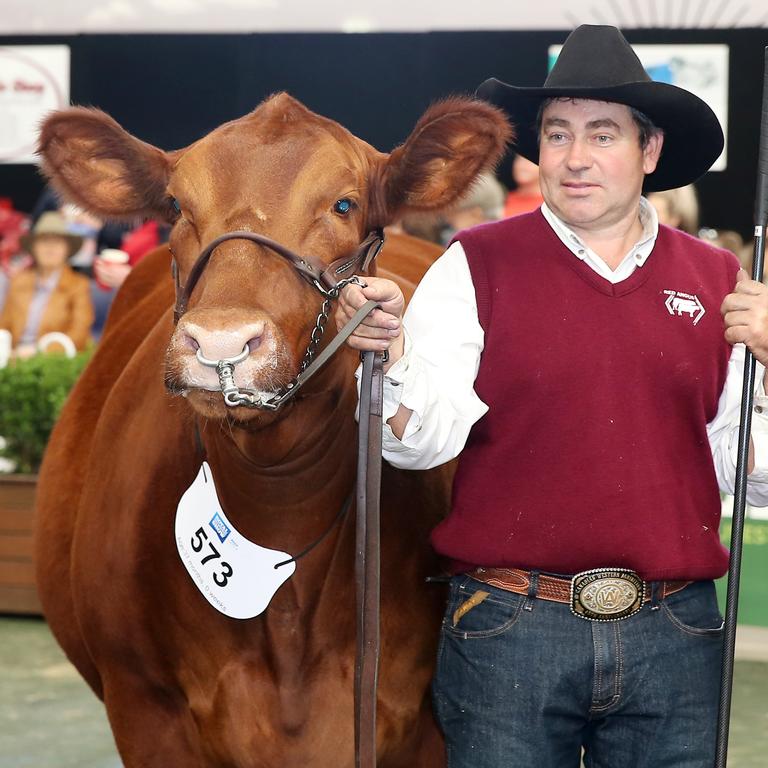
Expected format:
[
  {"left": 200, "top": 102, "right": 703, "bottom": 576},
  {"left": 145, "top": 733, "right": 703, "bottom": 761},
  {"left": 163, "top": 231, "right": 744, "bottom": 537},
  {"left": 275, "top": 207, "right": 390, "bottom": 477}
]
[
  {"left": 443, "top": 580, "right": 525, "bottom": 639},
  {"left": 661, "top": 581, "right": 724, "bottom": 638}
]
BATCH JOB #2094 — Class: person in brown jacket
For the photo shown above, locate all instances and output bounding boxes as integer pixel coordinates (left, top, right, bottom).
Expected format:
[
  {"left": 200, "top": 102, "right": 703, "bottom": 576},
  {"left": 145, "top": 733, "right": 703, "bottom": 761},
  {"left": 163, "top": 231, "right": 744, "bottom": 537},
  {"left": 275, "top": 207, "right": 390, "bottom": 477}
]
[{"left": 0, "top": 211, "right": 94, "bottom": 357}]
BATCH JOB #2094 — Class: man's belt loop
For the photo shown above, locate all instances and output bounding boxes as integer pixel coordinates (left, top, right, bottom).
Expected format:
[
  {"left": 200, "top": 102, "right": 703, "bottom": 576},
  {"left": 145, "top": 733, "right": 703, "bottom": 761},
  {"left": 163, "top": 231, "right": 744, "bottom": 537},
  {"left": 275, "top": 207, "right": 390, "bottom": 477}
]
[
  {"left": 525, "top": 571, "right": 539, "bottom": 611},
  {"left": 649, "top": 581, "right": 661, "bottom": 611}
]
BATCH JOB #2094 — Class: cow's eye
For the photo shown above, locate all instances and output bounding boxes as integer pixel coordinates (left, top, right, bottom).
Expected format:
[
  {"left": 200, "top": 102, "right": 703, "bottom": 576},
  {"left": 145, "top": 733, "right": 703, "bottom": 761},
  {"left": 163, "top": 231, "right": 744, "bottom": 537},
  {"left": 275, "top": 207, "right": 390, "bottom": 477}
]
[
  {"left": 168, "top": 195, "right": 181, "bottom": 223},
  {"left": 333, "top": 198, "right": 355, "bottom": 215}
]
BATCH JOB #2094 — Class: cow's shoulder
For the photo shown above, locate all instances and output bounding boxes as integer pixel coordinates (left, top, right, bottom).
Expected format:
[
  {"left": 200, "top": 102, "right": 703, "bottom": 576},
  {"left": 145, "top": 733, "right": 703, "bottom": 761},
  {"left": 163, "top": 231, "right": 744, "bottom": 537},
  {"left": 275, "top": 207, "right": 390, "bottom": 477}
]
[
  {"left": 102, "top": 246, "right": 174, "bottom": 337},
  {"left": 378, "top": 231, "right": 441, "bottom": 303}
]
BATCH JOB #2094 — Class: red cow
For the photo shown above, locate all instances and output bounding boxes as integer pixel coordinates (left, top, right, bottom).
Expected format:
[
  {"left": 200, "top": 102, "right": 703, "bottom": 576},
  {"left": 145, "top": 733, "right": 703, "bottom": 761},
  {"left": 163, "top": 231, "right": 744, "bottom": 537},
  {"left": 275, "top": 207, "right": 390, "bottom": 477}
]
[{"left": 34, "top": 93, "right": 510, "bottom": 767}]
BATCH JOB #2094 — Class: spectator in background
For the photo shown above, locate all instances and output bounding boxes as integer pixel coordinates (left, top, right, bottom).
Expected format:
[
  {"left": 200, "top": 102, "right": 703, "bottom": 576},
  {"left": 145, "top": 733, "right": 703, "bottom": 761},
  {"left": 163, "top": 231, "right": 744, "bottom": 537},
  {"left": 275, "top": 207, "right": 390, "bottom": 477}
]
[
  {"left": 90, "top": 218, "right": 170, "bottom": 338},
  {"left": 0, "top": 198, "right": 31, "bottom": 312},
  {"left": 647, "top": 183, "right": 700, "bottom": 235},
  {"left": 439, "top": 172, "right": 506, "bottom": 245},
  {"left": 503, "top": 153, "right": 544, "bottom": 218},
  {"left": 31, "top": 185, "right": 133, "bottom": 270},
  {"left": 60, "top": 203, "right": 103, "bottom": 272},
  {"left": 699, "top": 227, "right": 746, "bottom": 260},
  {"left": 0, "top": 212, "right": 93, "bottom": 357}
]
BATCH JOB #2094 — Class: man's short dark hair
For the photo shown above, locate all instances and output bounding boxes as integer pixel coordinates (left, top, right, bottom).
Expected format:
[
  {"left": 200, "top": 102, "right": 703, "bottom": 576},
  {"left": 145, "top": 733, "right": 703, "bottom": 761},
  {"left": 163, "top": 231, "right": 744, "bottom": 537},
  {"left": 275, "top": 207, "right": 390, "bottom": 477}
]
[{"left": 535, "top": 97, "right": 663, "bottom": 149}]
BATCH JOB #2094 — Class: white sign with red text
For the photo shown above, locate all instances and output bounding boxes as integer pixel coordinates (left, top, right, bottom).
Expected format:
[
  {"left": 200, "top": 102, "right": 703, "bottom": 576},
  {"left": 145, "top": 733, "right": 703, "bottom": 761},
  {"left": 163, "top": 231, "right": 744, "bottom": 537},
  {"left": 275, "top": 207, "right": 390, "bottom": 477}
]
[{"left": 0, "top": 46, "right": 70, "bottom": 165}]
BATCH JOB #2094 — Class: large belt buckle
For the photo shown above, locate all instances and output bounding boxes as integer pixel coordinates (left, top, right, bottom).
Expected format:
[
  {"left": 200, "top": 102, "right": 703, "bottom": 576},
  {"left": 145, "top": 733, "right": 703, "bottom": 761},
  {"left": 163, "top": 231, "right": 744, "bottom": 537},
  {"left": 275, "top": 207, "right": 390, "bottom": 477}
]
[{"left": 570, "top": 567, "right": 645, "bottom": 622}]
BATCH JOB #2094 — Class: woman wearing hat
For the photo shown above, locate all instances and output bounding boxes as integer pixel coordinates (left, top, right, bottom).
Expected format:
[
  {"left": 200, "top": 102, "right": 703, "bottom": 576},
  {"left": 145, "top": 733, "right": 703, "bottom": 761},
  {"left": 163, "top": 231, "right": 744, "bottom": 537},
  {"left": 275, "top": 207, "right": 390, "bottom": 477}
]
[
  {"left": 337, "top": 24, "right": 768, "bottom": 767},
  {"left": 0, "top": 210, "right": 94, "bottom": 357}
]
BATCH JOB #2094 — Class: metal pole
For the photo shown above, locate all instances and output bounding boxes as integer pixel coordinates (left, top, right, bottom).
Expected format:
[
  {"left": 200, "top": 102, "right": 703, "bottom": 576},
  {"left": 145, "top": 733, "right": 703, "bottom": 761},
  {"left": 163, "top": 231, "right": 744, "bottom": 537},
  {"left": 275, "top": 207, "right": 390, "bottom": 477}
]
[{"left": 714, "top": 45, "right": 768, "bottom": 768}]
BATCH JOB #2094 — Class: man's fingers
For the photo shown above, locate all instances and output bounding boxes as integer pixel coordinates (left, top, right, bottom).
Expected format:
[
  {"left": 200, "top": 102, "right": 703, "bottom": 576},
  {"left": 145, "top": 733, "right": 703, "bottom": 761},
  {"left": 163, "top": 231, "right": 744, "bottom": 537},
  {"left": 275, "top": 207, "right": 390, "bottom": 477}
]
[
  {"left": 338, "top": 284, "right": 370, "bottom": 312},
  {"left": 721, "top": 291, "right": 765, "bottom": 314},
  {"left": 723, "top": 310, "right": 756, "bottom": 328},
  {"left": 360, "top": 279, "right": 402, "bottom": 303},
  {"left": 337, "top": 299, "right": 400, "bottom": 329},
  {"left": 733, "top": 273, "right": 766, "bottom": 296},
  {"left": 344, "top": 332, "right": 397, "bottom": 353},
  {"left": 724, "top": 325, "right": 748, "bottom": 345},
  {"left": 348, "top": 323, "right": 400, "bottom": 341},
  {"left": 334, "top": 276, "right": 404, "bottom": 350}
]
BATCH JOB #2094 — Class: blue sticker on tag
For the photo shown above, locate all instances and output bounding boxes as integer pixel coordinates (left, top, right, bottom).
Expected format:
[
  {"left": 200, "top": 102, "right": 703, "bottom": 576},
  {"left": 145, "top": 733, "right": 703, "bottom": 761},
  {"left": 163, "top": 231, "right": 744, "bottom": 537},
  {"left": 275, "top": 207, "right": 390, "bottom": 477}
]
[{"left": 209, "top": 512, "right": 231, "bottom": 543}]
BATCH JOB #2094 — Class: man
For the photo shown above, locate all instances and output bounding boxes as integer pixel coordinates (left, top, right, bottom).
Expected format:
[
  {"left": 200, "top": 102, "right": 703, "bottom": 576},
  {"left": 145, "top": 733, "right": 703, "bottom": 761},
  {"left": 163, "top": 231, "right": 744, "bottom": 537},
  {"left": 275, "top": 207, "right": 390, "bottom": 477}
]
[{"left": 337, "top": 25, "right": 768, "bottom": 767}]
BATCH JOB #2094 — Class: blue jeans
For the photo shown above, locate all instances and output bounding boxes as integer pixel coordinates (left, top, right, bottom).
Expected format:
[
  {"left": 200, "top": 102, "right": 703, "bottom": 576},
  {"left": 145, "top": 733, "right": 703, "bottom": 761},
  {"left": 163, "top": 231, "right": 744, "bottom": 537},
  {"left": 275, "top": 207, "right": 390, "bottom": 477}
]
[{"left": 432, "top": 575, "right": 724, "bottom": 768}]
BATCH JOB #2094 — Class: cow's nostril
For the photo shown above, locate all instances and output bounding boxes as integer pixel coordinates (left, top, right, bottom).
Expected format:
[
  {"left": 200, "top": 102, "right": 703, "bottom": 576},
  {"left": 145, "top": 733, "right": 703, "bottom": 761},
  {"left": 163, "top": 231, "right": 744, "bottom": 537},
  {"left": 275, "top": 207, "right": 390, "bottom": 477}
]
[
  {"left": 247, "top": 336, "right": 261, "bottom": 353},
  {"left": 184, "top": 334, "right": 200, "bottom": 352}
]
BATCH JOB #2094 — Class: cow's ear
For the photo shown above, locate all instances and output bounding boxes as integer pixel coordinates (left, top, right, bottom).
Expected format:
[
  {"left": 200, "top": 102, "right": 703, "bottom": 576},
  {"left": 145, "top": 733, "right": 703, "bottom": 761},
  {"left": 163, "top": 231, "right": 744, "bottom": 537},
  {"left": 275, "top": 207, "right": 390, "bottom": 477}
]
[
  {"left": 38, "top": 107, "right": 177, "bottom": 221},
  {"left": 373, "top": 98, "right": 512, "bottom": 223}
]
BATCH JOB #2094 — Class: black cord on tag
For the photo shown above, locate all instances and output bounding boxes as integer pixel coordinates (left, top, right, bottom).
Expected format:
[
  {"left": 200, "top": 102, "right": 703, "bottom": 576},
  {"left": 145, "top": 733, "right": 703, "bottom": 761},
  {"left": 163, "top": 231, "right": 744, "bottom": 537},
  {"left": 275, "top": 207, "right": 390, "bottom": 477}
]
[
  {"left": 194, "top": 420, "right": 206, "bottom": 459},
  {"left": 274, "top": 494, "right": 353, "bottom": 569}
]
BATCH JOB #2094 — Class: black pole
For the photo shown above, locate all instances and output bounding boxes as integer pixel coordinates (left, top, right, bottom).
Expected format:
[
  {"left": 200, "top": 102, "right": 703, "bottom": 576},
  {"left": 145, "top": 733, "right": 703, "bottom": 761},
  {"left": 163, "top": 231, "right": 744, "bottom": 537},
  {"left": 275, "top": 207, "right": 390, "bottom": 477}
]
[{"left": 714, "top": 46, "right": 768, "bottom": 768}]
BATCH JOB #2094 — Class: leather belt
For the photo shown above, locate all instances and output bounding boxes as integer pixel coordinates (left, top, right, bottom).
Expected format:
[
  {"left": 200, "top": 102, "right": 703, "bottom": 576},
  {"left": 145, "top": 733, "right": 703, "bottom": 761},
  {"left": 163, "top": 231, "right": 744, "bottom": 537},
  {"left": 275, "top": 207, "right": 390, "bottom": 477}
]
[{"left": 470, "top": 566, "right": 692, "bottom": 622}]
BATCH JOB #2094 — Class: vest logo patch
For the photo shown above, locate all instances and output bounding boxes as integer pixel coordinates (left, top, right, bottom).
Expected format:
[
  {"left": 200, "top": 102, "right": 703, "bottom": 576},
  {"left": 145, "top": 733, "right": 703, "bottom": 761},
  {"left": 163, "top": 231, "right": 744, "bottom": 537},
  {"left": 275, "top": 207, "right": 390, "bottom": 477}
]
[{"left": 663, "top": 290, "right": 705, "bottom": 326}]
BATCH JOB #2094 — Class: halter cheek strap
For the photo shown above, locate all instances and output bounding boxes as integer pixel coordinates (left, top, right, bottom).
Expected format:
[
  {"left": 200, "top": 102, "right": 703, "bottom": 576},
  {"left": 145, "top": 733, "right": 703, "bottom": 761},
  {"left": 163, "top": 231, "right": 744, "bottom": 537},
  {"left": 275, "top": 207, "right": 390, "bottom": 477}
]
[{"left": 172, "top": 228, "right": 385, "bottom": 325}]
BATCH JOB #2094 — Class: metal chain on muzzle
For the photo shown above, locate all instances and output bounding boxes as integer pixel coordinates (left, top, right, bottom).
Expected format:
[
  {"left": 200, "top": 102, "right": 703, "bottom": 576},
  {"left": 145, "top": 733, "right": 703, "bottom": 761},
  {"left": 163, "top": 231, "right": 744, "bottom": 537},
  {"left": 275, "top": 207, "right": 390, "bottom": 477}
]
[{"left": 195, "top": 275, "right": 369, "bottom": 411}]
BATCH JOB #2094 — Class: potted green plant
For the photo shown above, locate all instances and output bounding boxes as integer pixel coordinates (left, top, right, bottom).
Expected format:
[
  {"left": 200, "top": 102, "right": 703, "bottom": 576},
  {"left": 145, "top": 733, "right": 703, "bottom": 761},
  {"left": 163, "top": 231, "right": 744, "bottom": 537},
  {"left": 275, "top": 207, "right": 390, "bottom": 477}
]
[{"left": 0, "top": 351, "right": 91, "bottom": 613}]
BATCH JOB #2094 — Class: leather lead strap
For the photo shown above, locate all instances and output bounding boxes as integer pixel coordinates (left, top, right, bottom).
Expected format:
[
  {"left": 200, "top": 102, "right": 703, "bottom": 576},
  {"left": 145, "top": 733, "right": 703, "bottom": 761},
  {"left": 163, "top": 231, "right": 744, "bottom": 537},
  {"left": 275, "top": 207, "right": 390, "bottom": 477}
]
[
  {"left": 355, "top": 350, "right": 384, "bottom": 768},
  {"left": 171, "top": 226, "right": 387, "bottom": 765}
]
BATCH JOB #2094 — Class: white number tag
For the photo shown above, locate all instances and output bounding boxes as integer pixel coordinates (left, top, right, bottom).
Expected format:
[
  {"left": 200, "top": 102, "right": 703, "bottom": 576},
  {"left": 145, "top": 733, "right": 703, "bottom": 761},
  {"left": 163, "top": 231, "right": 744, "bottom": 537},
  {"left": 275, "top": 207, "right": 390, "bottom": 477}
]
[{"left": 175, "top": 462, "right": 295, "bottom": 619}]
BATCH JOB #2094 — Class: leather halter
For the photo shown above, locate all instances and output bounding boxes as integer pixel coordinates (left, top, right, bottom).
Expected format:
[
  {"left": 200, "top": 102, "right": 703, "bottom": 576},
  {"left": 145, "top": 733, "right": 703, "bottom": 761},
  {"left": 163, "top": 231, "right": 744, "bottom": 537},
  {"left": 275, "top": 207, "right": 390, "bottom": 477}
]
[
  {"left": 173, "top": 228, "right": 385, "bottom": 324},
  {"left": 171, "top": 228, "right": 385, "bottom": 768}
]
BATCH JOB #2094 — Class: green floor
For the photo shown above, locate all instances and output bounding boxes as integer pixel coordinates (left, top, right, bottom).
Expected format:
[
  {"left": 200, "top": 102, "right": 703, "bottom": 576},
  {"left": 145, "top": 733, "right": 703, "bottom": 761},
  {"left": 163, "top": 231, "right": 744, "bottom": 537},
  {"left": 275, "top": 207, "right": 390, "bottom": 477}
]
[{"left": 0, "top": 617, "right": 766, "bottom": 767}]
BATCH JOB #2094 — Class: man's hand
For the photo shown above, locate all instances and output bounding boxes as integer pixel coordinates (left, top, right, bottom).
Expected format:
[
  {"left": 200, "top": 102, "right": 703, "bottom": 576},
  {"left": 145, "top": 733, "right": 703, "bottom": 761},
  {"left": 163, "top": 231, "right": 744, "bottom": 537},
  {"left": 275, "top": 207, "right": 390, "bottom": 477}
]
[
  {"left": 335, "top": 277, "right": 405, "bottom": 368},
  {"left": 722, "top": 269, "right": 768, "bottom": 369}
]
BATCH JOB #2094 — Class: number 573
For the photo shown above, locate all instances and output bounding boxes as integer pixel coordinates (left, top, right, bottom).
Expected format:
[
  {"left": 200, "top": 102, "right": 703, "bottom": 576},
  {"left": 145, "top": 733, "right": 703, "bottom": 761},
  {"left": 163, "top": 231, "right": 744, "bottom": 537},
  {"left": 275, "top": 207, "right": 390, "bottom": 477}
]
[{"left": 190, "top": 526, "right": 234, "bottom": 586}]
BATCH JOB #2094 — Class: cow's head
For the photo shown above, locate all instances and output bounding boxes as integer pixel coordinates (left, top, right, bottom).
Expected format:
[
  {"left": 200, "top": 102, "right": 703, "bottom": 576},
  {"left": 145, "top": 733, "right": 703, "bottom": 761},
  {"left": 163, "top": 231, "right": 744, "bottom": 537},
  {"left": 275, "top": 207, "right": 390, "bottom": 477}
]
[{"left": 38, "top": 93, "right": 510, "bottom": 424}]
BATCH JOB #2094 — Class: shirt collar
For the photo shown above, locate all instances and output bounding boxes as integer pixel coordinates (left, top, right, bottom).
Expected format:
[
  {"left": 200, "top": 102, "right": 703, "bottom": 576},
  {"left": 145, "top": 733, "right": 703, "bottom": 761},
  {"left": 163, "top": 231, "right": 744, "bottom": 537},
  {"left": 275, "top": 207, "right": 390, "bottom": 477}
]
[
  {"left": 36, "top": 269, "right": 62, "bottom": 291},
  {"left": 540, "top": 197, "right": 659, "bottom": 270}
]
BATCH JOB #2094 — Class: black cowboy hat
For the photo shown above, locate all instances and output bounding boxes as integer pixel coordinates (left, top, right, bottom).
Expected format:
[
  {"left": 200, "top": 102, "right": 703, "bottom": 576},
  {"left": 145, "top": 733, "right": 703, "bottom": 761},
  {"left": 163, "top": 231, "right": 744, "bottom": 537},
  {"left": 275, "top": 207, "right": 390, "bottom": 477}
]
[{"left": 476, "top": 25, "right": 724, "bottom": 192}]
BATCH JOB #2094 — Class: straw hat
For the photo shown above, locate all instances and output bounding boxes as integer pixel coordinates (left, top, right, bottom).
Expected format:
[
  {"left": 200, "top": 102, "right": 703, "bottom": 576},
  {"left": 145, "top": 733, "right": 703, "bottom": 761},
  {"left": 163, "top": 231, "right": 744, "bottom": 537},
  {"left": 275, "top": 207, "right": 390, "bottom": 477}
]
[
  {"left": 20, "top": 211, "right": 84, "bottom": 259},
  {"left": 476, "top": 25, "right": 724, "bottom": 192}
]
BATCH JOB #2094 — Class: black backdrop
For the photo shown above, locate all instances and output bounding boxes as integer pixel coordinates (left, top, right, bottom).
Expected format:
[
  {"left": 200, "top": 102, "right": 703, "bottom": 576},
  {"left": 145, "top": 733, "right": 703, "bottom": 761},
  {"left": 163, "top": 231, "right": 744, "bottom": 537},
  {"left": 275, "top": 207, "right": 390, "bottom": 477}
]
[{"left": 2, "top": 27, "right": 768, "bottom": 238}]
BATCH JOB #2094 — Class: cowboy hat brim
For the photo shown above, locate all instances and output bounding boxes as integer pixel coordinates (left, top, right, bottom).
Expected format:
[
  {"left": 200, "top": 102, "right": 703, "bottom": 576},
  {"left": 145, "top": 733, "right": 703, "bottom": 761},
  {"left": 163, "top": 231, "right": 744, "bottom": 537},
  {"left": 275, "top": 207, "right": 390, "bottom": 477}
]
[
  {"left": 477, "top": 78, "right": 724, "bottom": 192},
  {"left": 20, "top": 230, "right": 84, "bottom": 260}
]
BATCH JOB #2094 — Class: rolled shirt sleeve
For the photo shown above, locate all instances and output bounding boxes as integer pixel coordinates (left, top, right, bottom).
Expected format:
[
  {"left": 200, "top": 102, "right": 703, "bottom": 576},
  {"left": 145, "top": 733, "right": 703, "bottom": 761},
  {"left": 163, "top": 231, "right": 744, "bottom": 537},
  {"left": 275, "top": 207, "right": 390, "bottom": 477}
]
[
  {"left": 708, "top": 342, "right": 768, "bottom": 506},
  {"left": 355, "top": 240, "right": 487, "bottom": 470}
]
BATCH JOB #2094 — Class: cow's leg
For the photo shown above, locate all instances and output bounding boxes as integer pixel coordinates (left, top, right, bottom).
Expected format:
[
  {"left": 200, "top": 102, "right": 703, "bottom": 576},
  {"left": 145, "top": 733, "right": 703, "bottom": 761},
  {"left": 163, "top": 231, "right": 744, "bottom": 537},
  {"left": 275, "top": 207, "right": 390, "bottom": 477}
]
[
  {"left": 406, "top": 714, "right": 446, "bottom": 768},
  {"left": 35, "top": 441, "right": 104, "bottom": 697},
  {"left": 383, "top": 707, "right": 446, "bottom": 768},
  {"left": 103, "top": 675, "right": 207, "bottom": 767}
]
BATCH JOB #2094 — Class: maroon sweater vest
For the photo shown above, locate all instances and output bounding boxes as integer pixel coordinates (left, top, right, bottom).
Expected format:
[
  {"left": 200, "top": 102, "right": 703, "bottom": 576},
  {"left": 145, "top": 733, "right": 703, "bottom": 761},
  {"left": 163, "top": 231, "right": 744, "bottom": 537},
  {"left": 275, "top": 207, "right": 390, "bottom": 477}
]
[{"left": 431, "top": 211, "right": 740, "bottom": 581}]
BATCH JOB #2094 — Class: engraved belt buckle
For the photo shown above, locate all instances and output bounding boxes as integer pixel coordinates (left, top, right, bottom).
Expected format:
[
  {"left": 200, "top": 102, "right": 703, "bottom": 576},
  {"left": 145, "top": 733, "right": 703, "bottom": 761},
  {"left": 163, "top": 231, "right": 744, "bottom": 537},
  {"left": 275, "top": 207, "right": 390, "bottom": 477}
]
[{"left": 570, "top": 567, "right": 645, "bottom": 622}]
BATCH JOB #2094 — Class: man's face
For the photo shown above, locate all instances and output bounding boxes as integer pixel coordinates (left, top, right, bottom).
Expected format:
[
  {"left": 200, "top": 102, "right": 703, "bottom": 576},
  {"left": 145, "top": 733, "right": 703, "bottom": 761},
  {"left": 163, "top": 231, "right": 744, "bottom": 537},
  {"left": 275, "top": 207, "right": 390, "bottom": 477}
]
[{"left": 537, "top": 99, "right": 663, "bottom": 236}]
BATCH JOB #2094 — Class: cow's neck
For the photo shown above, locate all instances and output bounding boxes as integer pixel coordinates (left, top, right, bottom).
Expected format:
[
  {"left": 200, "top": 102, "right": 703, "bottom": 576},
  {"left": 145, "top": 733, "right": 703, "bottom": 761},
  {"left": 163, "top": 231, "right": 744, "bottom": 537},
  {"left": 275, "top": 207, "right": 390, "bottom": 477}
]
[
  {"left": 190, "top": 371, "right": 361, "bottom": 704},
  {"left": 199, "top": 367, "right": 358, "bottom": 555}
]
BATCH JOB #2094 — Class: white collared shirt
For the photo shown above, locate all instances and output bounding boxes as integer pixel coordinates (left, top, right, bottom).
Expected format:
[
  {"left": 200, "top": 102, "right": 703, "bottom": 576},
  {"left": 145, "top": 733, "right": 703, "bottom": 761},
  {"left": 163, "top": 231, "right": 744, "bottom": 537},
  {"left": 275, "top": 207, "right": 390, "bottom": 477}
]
[
  {"left": 541, "top": 197, "right": 657, "bottom": 283},
  {"left": 357, "top": 199, "right": 768, "bottom": 506}
]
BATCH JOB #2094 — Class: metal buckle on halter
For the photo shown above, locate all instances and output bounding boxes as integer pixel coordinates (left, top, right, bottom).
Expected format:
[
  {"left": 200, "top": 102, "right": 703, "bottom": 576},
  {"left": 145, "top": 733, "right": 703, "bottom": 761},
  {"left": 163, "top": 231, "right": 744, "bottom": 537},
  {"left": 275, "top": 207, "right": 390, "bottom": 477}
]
[{"left": 570, "top": 568, "right": 645, "bottom": 622}]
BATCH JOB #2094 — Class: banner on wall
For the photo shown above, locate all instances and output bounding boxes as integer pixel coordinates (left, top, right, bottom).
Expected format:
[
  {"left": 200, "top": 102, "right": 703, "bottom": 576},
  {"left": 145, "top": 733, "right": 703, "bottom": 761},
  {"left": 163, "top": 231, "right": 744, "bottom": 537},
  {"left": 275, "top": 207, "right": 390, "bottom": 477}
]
[
  {"left": 0, "top": 46, "right": 70, "bottom": 165},
  {"left": 550, "top": 43, "right": 729, "bottom": 172}
]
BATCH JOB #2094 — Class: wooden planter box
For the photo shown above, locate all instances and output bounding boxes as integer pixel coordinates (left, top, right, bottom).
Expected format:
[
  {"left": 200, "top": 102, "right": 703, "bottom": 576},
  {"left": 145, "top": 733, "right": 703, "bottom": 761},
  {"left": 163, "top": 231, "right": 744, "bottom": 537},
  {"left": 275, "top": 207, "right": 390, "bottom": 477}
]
[{"left": 0, "top": 474, "right": 41, "bottom": 615}]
